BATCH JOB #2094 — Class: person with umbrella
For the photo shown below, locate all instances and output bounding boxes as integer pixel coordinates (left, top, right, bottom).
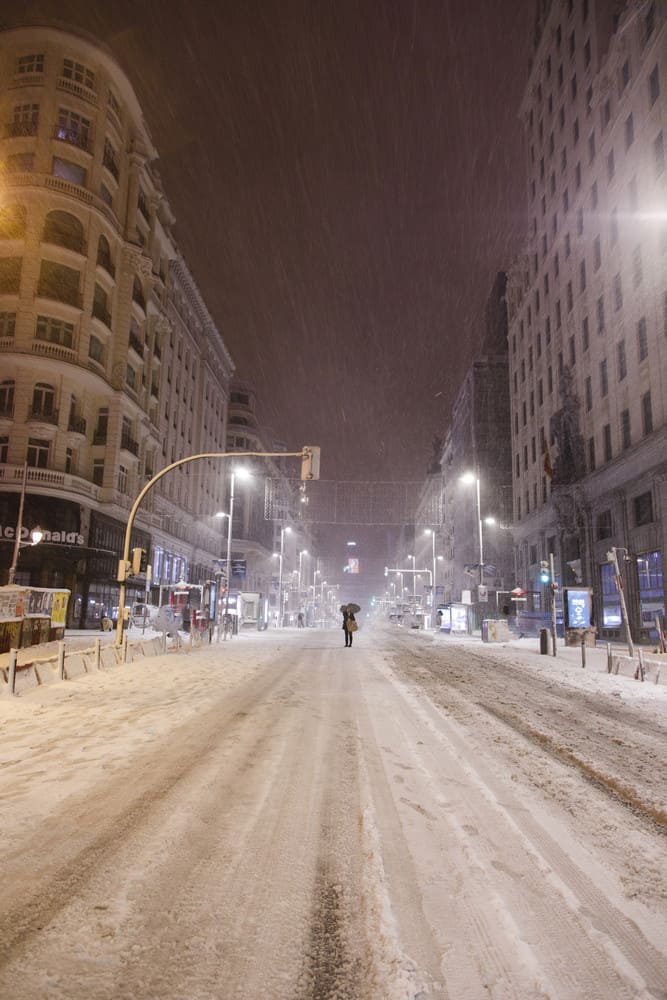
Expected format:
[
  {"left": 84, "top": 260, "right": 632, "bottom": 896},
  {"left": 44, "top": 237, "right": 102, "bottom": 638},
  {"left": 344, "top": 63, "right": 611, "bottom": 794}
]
[{"left": 341, "top": 603, "right": 360, "bottom": 647}]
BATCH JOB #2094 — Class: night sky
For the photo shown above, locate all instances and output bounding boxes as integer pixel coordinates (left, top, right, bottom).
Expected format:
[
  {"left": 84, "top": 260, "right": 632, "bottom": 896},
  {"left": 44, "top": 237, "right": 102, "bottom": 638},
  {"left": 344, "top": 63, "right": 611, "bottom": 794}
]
[{"left": 5, "top": 1, "right": 533, "bottom": 484}]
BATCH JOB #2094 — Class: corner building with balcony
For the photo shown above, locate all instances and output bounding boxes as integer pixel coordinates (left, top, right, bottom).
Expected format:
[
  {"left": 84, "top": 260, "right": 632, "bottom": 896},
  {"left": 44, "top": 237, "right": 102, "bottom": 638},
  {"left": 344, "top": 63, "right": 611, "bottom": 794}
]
[
  {"left": 0, "top": 25, "right": 235, "bottom": 626},
  {"left": 507, "top": 1, "right": 666, "bottom": 642}
]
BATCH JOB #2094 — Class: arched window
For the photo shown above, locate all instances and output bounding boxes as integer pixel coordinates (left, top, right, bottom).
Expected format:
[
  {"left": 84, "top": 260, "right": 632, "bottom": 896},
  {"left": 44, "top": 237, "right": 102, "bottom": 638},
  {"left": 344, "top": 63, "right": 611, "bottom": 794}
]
[
  {"left": 42, "top": 210, "right": 85, "bottom": 253},
  {"left": 0, "top": 379, "right": 15, "bottom": 417},
  {"left": 0, "top": 204, "right": 27, "bottom": 239},
  {"left": 96, "top": 235, "right": 114, "bottom": 275}
]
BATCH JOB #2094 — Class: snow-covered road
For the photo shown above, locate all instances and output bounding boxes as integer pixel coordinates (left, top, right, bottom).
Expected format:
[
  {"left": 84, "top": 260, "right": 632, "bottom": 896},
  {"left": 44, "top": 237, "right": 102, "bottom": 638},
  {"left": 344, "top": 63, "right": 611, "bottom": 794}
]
[{"left": 1, "top": 625, "right": 666, "bottom": 999}]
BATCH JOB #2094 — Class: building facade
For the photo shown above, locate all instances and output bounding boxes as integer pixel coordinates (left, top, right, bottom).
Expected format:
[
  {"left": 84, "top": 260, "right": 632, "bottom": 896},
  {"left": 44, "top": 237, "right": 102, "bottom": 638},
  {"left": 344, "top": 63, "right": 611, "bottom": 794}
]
[
  {"left": 0, "top": 25, "right": 236, "bottom": 626},
  {"left": 507, "top": 0, "right": 666, "bottom": 641},
  {"left": 427, "top": 274, "right": 515, "bottom": 613}
]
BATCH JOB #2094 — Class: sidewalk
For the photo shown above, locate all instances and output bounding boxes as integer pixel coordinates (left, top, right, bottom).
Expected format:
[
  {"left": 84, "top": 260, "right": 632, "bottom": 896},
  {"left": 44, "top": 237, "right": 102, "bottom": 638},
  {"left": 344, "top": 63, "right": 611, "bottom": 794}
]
[{"left": 417, "top": 626, "right": 667, "bottom": 690}]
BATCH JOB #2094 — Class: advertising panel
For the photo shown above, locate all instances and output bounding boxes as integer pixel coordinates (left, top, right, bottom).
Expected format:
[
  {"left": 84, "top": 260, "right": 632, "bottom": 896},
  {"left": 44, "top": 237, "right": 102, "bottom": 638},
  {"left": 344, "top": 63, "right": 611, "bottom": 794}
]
[
  {"left": 564, "top": 588, "right": 592, "bottom": 628},
  {"left": 451, "top": 603, "right": 469, "bottom": 633}
]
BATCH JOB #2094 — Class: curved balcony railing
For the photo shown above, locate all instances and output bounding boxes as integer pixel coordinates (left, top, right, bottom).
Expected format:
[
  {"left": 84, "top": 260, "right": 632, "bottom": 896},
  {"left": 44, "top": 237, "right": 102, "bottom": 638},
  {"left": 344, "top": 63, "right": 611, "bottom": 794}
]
[
  {"left": 120, "top": 432, "right": 139, "bottom": 456},
  {"left": 5, "top": 120, "right": 38, "bottom": 138},
  {"left": 27, "top": 405, "right": 59, "bottom": 425},
  {"left": 67, "top": 415, "right": 87, "bottom": 435}
]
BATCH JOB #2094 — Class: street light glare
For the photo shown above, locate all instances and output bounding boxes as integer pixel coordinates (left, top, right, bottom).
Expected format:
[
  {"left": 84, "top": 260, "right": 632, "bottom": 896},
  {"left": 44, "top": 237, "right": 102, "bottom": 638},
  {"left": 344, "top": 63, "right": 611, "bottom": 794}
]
[
  {"left": 460, "top": 471, "right": 476, "bottom": 484},
  {"left": 234, "top": 467, "right": 252, "bottom": 481},
  {"left": 484, "top": 516, "right": 497, "bottom": 525}
]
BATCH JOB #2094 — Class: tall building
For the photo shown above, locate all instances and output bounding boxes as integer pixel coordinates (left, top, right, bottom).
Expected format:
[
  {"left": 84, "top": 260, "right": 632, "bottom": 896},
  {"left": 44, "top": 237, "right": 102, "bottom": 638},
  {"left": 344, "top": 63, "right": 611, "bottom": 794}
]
[
  {"left": 507, "top": 0, "right": 666, "bottom": 641},
  {"left": 423, "top": 274, "right": 515, "bottom": 612},
  {"left": 0, "top": 25, "right": 235, "bottom": 626}
]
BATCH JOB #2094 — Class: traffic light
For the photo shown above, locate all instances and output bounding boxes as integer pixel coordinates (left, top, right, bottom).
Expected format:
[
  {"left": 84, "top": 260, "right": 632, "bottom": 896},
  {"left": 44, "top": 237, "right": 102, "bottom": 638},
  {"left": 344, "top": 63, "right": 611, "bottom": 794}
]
[
  {"left": 539, "top": 560, "right": 550, "bottom": 583},
  {"left": 300, "top": 446, "right": 321, "bottom": 481},
  {"left": 131, "top": 547, "right": 148, "bottom": 575}
]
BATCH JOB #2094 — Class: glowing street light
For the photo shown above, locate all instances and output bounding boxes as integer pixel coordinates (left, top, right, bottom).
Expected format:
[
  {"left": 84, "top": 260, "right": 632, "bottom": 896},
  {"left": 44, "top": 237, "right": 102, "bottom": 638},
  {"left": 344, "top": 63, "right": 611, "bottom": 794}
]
[
  {"left": 223, "top": 467, "right": 252, "bottom": 638},
  {"left": 424, "top": 528, "right": 437, "bottom": 607},
  {"left": 276, "top": 526, "right": 291, "bottom": 627},
  {"left": 460, "top": 471, "right": 483, "bottom": 589}
]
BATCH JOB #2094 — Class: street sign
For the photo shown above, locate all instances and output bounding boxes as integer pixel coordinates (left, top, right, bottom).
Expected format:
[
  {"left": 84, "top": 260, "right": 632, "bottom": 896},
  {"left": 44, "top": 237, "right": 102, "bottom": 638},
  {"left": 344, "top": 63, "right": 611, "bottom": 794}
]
[{"left": 478, "top": 585, "right": 488, "bottom": 602}]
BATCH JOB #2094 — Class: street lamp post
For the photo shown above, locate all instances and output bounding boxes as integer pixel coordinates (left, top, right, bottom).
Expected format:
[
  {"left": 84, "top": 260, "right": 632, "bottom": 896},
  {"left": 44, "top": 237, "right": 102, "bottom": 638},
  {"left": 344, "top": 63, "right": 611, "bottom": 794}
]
[
  {"left": 277, "top": 526, "right": 291, "bottom": 628},
  {"left": 223, "top": 467, "right": 252, "bottom": 639},
  {"left": 320, "top": 580, "right": 327, "bottom": 625},
  {"left": 460, "top": 472, "right": 484, "bottom": 590},
  {"left": 424, "top": 529, "right": 437, "bottom": 607},
  {"left": 298, "top": 549, "right": 308, "bottom": 607},
  {"left": 214, "top": 511, "right": 230, "bottom": 636},
  {"left": 7, "top": 463, "right": 43, "bottom": 586}
]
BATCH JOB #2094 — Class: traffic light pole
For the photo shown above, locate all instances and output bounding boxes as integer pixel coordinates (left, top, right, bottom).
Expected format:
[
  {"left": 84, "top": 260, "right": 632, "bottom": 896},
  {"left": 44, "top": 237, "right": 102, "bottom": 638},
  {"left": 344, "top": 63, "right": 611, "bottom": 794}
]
[{"left": 115, "top": 446, "right": 320, "bottom": 646}]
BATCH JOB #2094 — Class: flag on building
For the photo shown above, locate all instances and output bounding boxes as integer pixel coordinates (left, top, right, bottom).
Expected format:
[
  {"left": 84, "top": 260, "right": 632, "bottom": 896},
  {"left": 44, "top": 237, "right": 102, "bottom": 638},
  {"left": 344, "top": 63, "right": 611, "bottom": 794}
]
[{"left": 543, "top": 440, "right": 554, "bottom": 479}]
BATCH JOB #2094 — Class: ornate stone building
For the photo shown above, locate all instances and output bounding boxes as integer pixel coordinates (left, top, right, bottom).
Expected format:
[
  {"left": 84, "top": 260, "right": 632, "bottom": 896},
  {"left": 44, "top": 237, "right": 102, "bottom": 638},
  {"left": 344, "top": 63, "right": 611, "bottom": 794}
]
[{"left": 0, "top": 25, "right": 235, "bottom": 625}]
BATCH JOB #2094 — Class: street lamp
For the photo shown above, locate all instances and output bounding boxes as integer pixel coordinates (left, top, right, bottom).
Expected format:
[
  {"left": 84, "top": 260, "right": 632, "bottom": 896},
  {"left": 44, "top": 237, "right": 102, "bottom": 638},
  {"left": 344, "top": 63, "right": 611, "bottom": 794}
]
[
  {"left": 7, "top": 463, "right": 43, "bottom": 586},
  {"left": 276, "top": 526, "right": 291, "bottom": 627},
  {"left": 424, "top": 529, "right": 437, "bottom": 607},
  {"left": 223, "top": 467, "right": 252, "bottom": 639},
  {"left": 460, "top": 471, "right": 484, "bottom": 590}
]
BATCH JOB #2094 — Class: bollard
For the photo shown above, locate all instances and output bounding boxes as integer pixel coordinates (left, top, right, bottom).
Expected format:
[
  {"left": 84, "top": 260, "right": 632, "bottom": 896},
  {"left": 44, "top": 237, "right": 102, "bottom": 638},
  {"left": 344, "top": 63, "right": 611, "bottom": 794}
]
[
  {"left": 539, "top": 628, "right": 550, "bottom": 655},
  {"left": 638, "top": 648, "right": 645, "bottom": 682},
  {"left": 95, "top": 637, "right": 101, "bottom": 670},
  {"left": 58, "top": 640, "right": 66, "bottom": 680},
  {"left": 8, "top": 648, "right": 18, "bottom": 696},
  {"left": 581, "top": 636, "right": 586, "bottom": 669},
  {"left": 606, "top": 642, "right": 612, "bottom": 673}
]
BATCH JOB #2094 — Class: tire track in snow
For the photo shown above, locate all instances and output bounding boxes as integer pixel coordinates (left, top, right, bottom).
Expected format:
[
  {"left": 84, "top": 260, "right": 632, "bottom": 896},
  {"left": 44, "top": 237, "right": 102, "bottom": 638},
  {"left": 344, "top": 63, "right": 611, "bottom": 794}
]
[
  {"left": 481, "top": 701, "right": 667, "bottom": 833},
  {"left": 370, "top": 654, "right": 667, "bottom": 997}
]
